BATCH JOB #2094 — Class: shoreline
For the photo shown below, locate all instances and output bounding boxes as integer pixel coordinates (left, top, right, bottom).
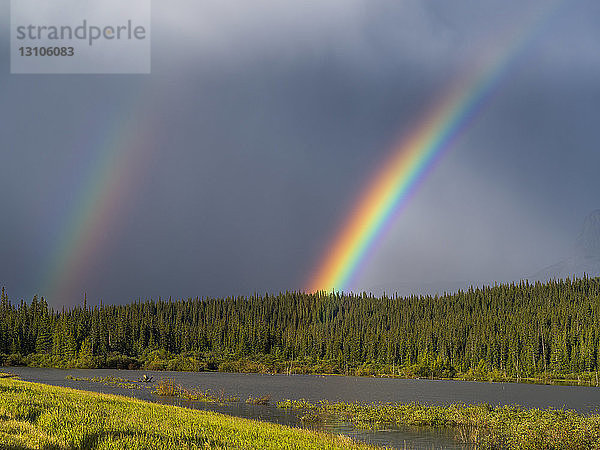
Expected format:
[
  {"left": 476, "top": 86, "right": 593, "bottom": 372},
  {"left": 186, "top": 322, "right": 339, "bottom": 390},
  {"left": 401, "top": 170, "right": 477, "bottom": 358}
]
[{"left": 3, "top": 360, "right": 599, "bottom": 387}]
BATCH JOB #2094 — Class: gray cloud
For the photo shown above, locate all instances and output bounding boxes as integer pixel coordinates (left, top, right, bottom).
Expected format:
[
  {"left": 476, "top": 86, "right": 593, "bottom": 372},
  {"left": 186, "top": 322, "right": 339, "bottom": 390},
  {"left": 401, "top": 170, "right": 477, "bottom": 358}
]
[{"left": 1, "top": 0, "right": 599, "bottom": 304}]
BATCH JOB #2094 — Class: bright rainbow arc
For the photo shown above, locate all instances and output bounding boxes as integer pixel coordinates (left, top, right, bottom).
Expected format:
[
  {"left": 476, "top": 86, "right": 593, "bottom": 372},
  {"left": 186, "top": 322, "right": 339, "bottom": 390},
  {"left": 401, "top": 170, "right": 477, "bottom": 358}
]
[{"left": 306, "top": 2, "right": 562, "bottom": 293}]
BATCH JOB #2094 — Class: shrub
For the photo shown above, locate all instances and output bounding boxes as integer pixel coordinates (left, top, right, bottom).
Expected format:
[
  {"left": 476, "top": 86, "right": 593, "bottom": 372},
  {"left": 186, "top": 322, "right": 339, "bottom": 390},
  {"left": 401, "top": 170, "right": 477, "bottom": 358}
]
[
  {"left": 3, "top": 353, "right": 25, "bottom": 366},
  {"left": 246, "top": 394, "right": 271, "bottom": 405},
  {"left": 154, "top": 378, "right": 180, "bottom": 397}
]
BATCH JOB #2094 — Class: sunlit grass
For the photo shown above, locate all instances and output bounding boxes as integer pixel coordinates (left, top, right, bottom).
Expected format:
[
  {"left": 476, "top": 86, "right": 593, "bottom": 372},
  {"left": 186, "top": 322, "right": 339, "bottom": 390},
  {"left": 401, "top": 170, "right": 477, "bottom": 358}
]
[
  {"left": 0, "top": 378, "right": 374, "bottom": 449},
  {"left": 0, "top": 371, "right": 17, "bottom": 379}
]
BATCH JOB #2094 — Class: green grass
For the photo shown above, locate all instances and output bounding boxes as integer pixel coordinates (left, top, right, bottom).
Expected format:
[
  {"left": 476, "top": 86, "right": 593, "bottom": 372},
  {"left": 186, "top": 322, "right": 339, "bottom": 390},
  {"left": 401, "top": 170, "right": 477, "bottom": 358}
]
[
  {"left": 0, "top": 378, "right": 374, "bottom": 449},
  {"left": 278, "top": 399, "right": 600, "bottom": 449}
]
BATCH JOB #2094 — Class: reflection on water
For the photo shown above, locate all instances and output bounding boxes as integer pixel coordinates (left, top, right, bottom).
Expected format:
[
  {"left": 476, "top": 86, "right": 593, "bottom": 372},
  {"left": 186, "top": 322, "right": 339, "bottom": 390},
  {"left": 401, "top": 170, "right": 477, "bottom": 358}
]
[{"left": 9, "top": 367, "right": 600, "bottom": 448}]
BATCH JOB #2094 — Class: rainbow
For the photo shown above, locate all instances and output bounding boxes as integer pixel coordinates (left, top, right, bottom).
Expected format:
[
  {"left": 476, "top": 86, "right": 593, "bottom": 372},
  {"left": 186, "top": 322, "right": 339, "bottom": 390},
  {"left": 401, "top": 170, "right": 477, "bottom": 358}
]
[
  {"left": 40, "top": 89, "right": 158, "bottom": 305},
  {"left": 306, "top": 2, "right": 563, "bottom": 293}
]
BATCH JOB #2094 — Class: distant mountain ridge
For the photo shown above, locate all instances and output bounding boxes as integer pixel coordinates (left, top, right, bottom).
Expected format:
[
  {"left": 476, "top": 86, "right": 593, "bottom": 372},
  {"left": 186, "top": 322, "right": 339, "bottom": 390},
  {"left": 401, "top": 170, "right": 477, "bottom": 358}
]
[{"left": 533, "top": 209, "right": 600, "bottom": 281}]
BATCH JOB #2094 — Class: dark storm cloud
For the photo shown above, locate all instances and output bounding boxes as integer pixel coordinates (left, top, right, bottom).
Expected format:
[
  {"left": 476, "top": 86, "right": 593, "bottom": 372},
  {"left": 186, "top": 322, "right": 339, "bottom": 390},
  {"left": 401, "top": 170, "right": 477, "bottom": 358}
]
[{"left": 1, "top": 1, "right": 599, "bottom": 304}]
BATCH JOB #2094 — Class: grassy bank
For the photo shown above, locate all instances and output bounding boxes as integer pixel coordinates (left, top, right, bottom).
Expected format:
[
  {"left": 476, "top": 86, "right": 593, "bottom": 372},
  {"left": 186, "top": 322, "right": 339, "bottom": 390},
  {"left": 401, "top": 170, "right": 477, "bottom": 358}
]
[
  {"left": 278, "top": 399, "right": 600, "bottom": 449},
  {"left": 0, "top": 377, "right": 373, "bottom": 449}
]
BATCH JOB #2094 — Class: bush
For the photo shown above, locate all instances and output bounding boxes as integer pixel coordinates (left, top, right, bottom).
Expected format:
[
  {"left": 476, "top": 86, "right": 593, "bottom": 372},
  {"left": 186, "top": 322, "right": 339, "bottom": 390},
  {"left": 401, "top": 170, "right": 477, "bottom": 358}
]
[
  {"left": 105, "top": 354, "right": 141, "bottom": 370},
  {"left": 218, "top": 361, "right": 240, "bottom": 372},
  {"left": 205, "top": 360, "right": 219, "bottom": 371},
  {"left": 3, "top": 353, "right": 25, "bottom": 366},
  {"left": 165, "top": 356, "right": 201, "bottom": 372},
  {"left": 355, "top": 365, "right": 375, "bottom": 376},
  {"left": 145, "top": 360, "right": 166, "bottom": 371},
  {"left": 154, "top": 378, "right": 180, "bottom": 397}
]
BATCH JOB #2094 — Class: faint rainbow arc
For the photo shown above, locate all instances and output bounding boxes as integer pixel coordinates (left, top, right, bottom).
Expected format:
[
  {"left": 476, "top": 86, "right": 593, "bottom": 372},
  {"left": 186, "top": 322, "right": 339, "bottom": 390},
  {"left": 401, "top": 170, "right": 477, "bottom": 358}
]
[{"left": 41, "top": 92, "right": 157, "bottom": 305}]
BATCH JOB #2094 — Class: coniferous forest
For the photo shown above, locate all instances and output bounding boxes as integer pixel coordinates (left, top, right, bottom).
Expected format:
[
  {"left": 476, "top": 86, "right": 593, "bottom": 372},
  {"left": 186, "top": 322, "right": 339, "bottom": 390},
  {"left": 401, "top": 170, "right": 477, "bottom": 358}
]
[{"left": 1, "top": 276, "right": 600, "bottom": 383}]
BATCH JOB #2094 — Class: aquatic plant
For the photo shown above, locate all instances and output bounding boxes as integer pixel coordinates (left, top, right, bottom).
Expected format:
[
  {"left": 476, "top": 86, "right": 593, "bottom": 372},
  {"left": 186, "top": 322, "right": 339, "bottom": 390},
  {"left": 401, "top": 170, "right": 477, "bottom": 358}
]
[
  {"left": 154, "top": 378, "right": 180, "bottom": 397},
  {"left": 65, "top": 374, "right": 150, "bottom": 390},
  {"left": 246, "top": 394, "right": 271, "bottom": 405},
  {"left": 153, "top": 378, "right": 240, "bottom": 403}
]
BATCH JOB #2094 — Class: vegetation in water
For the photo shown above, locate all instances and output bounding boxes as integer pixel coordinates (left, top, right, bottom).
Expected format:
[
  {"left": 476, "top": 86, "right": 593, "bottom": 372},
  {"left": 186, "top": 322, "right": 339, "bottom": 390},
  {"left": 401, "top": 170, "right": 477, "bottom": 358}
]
[
  {"left": 278, "top": 398, "right": 600, "bottom": 448},
  {"left": 65, "top": 374, "right": 256, "bottom": 404},
  {"left": 2, "top": 276, "right": 600, "bottom": 385},
  {"left": 0, "top": 377, "right": 371, "bottom": 449},
  {"left": 65, "top": 374, "right": 152, "bottom": 390},
  {"left": 154, "top": 377, "right": 179, "bottom": 396},
  {"left": 246, "top": 394, "right": 271, "bottom": 405},
  {"left": 153, "top": 378, "right": 241, "bottom": 403}
]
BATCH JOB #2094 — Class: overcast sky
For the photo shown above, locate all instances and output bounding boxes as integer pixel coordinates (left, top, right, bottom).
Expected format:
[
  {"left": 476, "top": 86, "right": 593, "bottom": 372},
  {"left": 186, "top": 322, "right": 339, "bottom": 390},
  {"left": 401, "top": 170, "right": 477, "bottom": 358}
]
[{"left": 1, "top": 0, "right": 599, "bottom": 306}]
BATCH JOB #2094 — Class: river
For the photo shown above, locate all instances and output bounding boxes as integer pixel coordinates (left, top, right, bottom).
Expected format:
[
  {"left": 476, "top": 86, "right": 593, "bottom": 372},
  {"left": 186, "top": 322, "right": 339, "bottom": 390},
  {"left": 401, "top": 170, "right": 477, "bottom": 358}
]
[{"left": 7, "top": 367, "right": 600, "bottom": 449}]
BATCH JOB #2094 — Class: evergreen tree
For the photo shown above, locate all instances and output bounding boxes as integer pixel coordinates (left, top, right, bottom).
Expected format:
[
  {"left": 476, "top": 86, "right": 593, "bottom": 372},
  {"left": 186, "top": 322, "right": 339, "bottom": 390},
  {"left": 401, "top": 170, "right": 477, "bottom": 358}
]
[{"left": 0, "top": 277, "right": 599, "bottom": 378}]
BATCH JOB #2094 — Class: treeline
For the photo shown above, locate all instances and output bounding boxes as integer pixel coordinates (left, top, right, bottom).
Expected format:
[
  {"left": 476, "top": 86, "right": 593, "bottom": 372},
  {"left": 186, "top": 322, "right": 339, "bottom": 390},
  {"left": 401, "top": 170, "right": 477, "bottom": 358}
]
[{"left": 1, "top": 277, "right": 600, "bottom": 381}]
